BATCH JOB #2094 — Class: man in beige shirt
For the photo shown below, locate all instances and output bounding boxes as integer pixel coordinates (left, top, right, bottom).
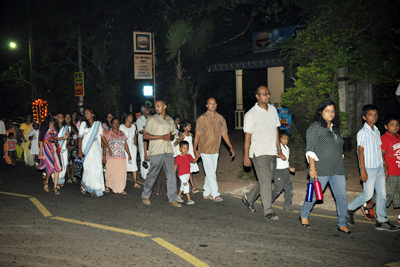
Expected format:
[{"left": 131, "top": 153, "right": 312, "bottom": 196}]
[
  {"left": 141, "top": 100, "right": 181, "bottom": 207},
  {"left": 194, "top": 98, "right": 235, "bottom": 202}
]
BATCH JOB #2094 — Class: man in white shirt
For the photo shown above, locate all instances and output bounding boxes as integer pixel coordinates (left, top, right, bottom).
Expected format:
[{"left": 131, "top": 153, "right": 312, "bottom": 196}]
[
  {"left": 241, "top": 86, "right": 283, "bottom": 220},
  {"left": 136, "top": 105, "right": 151, "bottom": 179},
  {"left": 0, "top": 116, "right": 6, "bottom": 162}
]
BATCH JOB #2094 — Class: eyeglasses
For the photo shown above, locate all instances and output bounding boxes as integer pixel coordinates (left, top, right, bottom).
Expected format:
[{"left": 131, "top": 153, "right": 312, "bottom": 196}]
[{"left": 258, "top": 92, "right": 271, "bottom": 96}]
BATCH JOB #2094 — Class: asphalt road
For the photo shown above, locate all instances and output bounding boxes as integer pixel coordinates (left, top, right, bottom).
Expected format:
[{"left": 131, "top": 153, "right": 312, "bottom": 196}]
[{"left": 1, "top": 163, "right": 399, "bottom": 267}]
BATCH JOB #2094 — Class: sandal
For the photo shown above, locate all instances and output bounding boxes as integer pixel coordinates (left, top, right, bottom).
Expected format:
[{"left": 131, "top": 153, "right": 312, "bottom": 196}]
[
  {"left": 104, "top": 187, "right": 110, "bottom": 193},
  {"left": 133, "top": 183, "right": 141, "bottom": 189},
  {"left": 53, "top": 188, "right": 60, "bottom": 195},
  {"left": 71, "top": 177, "right": 78, "bottom": 183},
  {"left": 241, "top": 195, "right": 256, "bottom": 212},
  {"left": 42, "top": 172, "right": 47, "bottom": 179},
  {"left": 67, "top": 179, "right": 73, "bottom": 183},
  {"left": 56, "top": 185, "right": 61, "bottom": 190},
  {"left": 192, "top": 188, "right": 199, "bottom": 194},
  {"left": 204, "top": 195, "right": 213, "bottom": 200},
  {"left": 80, "top": 185, "right": 86, "bottom": 194},
  {"left": 120, "top": 191, "right": 127, "bottom": 195},
  {"left": 213, "top": 196, "right": 223, "bottom": 202},
  {"left": 43, "top": 182, "right": 49, "bottom": 193},
  {"left": 265, "top": 212, "right": 279, "bottom": 220}
]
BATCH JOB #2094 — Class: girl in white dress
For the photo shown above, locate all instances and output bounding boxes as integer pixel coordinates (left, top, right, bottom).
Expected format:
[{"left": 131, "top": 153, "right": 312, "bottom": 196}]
[
  {"left": 179, "top": 120, "right": 199, "bottom": 193},
  {"left": 120, "top": 113, "right": 140, "bottom": 188},
  {"left": 29, "top": 123, "right": 40, "bottom": 165}
]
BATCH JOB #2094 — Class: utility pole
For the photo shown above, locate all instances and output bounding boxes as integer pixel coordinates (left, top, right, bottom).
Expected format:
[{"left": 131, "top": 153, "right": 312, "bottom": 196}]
[
  {"left": 78, "top": 25, "right": 84, "bottom": 113},
  {"left": 28, "top": 1, "right": 37, "bottom": 102},
  {"left": 152, "top": 32, "right": 156, "bottom": 103}
]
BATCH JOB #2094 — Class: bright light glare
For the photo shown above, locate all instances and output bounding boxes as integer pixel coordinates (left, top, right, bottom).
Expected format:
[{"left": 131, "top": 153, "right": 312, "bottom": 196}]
[
  {"left": 9, "top": 42, "right": 16, "bottom": 48},
  {"left": 143, "top": 85, "right": 153, "bottom": 97}
]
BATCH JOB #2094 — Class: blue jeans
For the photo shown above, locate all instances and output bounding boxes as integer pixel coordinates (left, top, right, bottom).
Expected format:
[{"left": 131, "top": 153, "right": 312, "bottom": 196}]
[
  {"left": 348, "top": 167, "right": 387, "bottom": 223},
  {"left": 301, "top": 175, "right": 348, "bottom": 227}
]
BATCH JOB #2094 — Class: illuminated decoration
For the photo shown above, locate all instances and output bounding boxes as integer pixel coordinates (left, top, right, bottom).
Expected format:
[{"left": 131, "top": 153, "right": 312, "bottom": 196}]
[{"left": 32, "top": 99, "right": 48, "bottom": 124}]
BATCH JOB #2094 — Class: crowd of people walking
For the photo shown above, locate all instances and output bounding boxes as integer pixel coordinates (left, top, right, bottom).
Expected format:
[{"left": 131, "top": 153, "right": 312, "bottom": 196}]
[{"left": 1, "top": 84, "right": 399, "bottom": 233}]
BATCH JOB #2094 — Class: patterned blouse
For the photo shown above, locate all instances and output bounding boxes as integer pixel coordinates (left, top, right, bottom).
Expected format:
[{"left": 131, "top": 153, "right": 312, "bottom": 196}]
[
  {"left": 105, "top": 129, "right": 127, "bottom": 159},
  {"left": 44, "top": 130, "right": 59, "bottom": 143},
  {"left": 306, "top": 121, "right": 346, "bottom": 176}
]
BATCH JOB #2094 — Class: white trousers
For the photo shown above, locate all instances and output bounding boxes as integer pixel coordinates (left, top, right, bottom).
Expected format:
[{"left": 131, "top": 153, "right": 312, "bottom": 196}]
[
  {"left": 179, "top": 173, "right": 191, "bottom": 194},
  {"left": 201, "top": 153, "right": 220, "bottom": 198}
]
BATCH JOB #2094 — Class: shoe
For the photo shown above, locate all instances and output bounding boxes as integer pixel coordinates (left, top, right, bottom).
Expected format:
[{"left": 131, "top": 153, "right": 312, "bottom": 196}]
[
  {"left": 347, "top": 210, "right": 355, "bottom": 226},
  {"left": 187, "top": 200, "right": 195, "bottom": 205},
  {"left": 299, "top": 216, "right": 311, "bottom": 228},
  {"left": 361, "top": 205, "right": 376, "bottom": 221},
  {"left": 338, "top": 228, "right": 354, "bottom": 235},
  {"left": 375, "top": 221, "right": 400, "bottom": 232},
  {"left": 283, "top": 206, "right": 296, "bottom": 212},
  {"left": 177, "top": 197, "right": 184, "bottom": 203},
  {"left": 169, "top": 201, "right": 182, "bottom": 208},
  {"left": 213, "top": 196, "right": 223, "bottom": 202},
  {"left": 142, "top": 197, "right": 151, "bottom": 206}
]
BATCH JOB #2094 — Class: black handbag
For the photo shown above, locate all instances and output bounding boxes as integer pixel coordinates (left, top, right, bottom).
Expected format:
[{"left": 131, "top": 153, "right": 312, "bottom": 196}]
[{"left": 73, "top": 158, "right": 83, "bottom": 179}]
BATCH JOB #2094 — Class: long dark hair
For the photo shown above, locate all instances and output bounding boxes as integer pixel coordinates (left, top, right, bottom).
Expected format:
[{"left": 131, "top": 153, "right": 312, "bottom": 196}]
[
  {"left": 313, "top": 100, "right": 340, "bottom": 129},
  {"left": 179, "top": 120, "right": 191, "bottom": 132},
  {"left": 65, "top": 112, "right": 78, "bottom": 133},
  {"left": 84, "top": 107, "right": 96, "bottom": 128},
  {"left": 122, "top": 112, "right": 134, "bottom": 124},
  {"left": 50, "top": 118, "right": 60, "bottom": 132}
]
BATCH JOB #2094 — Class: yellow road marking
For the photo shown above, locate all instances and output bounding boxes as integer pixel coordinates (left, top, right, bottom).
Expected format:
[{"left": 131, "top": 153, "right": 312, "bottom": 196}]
[
  {"left": 51, "top": 216, "right": 151, "bottom": 237},
  {"left": 0, "top": 191, "right": 31, "bottom": 198},
  {"left": 386, "top": 262, "right": 400, "bottom": 266},
  {"left": 230, "top": 194, "right": 376, "bottom": 224},
  {"left": 29, "top": 197, "right": 52, "bottom": 217},
  {"left": 152, "top": 237, "right": 210, "bottom": 267}
]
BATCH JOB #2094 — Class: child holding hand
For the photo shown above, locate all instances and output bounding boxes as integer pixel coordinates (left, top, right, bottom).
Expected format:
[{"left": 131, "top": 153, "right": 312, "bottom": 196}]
[
  {"left": 175, "top": 140, "right": 199, "bottom": 205},
  {"left": 6, "top": 132, "right": 18, "bottom": 165}
]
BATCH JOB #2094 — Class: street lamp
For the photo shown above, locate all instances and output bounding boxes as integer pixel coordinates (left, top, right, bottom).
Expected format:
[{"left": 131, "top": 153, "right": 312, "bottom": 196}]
[{"left": 9, "top": 42, "right": 16, "bottom": 49}]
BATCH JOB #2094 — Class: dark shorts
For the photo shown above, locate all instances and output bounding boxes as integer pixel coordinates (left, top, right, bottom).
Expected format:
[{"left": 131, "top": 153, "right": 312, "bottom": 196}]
[{"left": 8, "top": 150, "right": 17, "bottom": 157}]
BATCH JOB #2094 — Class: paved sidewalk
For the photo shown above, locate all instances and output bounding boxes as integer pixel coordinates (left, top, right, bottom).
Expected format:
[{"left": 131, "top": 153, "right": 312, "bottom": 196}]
[{"left": 192, "top": 131, "right": 400, "bottom": 221}]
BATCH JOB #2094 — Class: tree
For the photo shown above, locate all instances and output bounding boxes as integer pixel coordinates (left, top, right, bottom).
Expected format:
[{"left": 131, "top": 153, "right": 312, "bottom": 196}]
[{"left": 277, "top": 0, "right": 400, "bottom": 138}]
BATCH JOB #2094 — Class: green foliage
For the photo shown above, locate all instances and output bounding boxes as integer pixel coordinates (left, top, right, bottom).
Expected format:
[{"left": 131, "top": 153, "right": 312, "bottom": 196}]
[{"left": 281, "top": 64, "right": 334, "bottom": 138}]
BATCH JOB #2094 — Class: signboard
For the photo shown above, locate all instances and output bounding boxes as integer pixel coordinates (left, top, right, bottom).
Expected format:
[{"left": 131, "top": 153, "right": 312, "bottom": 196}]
[
  {"left": 277, "top": 108, "right": 292, "bottom": 133},
  {"left": 253, "top": 25, "right": 304, "bottom": 52},
  {"left": 134, "top": 55, "right": 153, "bottom": 79},
  {"left": 74, "top": 72, "right": 84, "bottom": 97},
  {"left": 133, "top": 32, "right": 152, "bottom": 53}
]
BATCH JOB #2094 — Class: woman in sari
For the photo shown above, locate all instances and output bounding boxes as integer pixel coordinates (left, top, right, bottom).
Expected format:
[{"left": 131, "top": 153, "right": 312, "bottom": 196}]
[
  {"left": 78, "top": 107, "right": 109, "bottom": 197},
  {"left": 51, "top": 112, "right": 70, "bottom": 187},
  {"left": 38, "top": 119, "right": 67, "bottom": 195},
  {"left": 4, "top": 120, "right": 17, "bottom": 165},
  {"left": 19, "top": 115, "right": 35, "bottom": 166},
  {"left": 104, "top": 118, "right": 132, "bottom": 194}
]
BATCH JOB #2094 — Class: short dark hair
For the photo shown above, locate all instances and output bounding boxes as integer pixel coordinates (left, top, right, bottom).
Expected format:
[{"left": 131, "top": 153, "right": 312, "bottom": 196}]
[
  {"left": 179, "top": 140, "right": 189, "bottom": 147},
  {"left": 173, "top": 114, "right": 181, "bottom": 121},
  {"left": 384, "top": 114, "right": 400, "bottom": 126},
  {"left": 361, "top": 104, "right": 378, "bottom": 118},
  {"left": 8, "top": 132, "right": 14, "bottom": 138},
  {"left": 157, "top": 100, "right": 167, "bottom": 106},
  {"left": 278, "top": 129, "right": 289, "bottom": 139}
]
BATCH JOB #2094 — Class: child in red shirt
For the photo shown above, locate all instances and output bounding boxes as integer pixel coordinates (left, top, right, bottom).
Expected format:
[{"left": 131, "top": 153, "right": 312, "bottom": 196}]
[
  {"left": 175, "top": 141, "right": 199, "bottom": 205},
  {"left": 362, "top": 114, "right": 400, "bottom": 221},
  {"left": 6, "top": 132, "right": 17, "bottom": 165}
]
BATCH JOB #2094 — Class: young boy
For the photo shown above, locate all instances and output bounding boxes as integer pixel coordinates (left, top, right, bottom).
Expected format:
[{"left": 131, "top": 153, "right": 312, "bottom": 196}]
[
  {"left": 6, "top": 132, "right": 17, "bottom": 165},
  {"left": 271, "top": 129, "right": 296, "bottom": 211},
  {"left": 360, "top": 114, "right": 400, "bottom": 221},
  {"left": 347, "top": 105, "right": 399, "bottom": 231},
  {"left": 175, "top": 141, "right": 199, "bottom": 205}
]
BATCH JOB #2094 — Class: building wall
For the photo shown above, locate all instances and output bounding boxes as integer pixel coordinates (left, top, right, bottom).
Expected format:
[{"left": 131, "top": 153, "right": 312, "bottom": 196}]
[{"left": 267, "top": 66, "right": 284, "bottom": 107}]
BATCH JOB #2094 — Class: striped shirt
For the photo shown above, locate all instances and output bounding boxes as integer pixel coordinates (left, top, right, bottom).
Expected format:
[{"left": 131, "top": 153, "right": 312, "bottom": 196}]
[{"left": 357, "top": 122, "right": 383, "bottom": 168}]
